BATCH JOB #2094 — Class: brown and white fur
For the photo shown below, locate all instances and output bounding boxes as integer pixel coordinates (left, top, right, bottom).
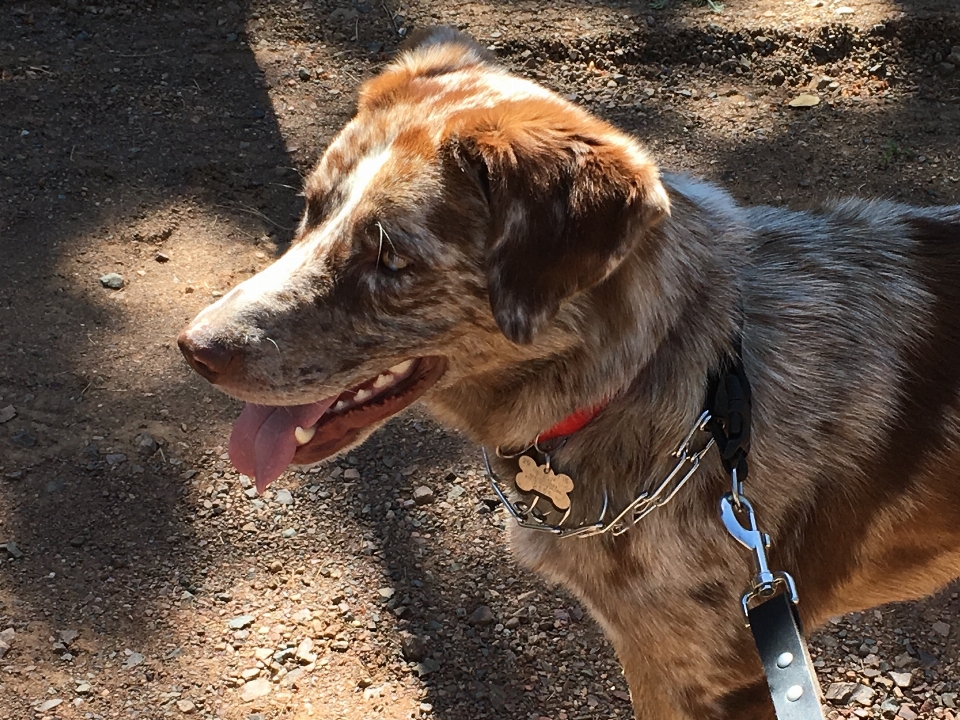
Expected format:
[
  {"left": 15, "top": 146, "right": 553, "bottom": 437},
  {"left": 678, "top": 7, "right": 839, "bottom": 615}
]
[{"left": 178, "top": 28, "right": 960, "bottom": 719}]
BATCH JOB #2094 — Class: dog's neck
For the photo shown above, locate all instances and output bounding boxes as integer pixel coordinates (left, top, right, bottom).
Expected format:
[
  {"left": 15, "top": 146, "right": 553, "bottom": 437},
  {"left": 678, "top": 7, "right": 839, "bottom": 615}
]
[{"left": 426, "top": 175, "right": 747, "bottom": 455}]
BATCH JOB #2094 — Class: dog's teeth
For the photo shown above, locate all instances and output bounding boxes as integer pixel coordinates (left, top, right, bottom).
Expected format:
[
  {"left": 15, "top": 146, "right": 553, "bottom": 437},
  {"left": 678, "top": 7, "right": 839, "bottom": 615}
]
[
  {"left": 294, "top": 425, "right": 316, "bottom": 445},
  {"left": 333, "top": 400, "right": 348, "bottom": 412},
  {"left": 373, "top": 373, "right": 394, "bottom": 389},
  {"left": 388, "top": 359, "right": 415, "bottom": 376},
  {"left": 354, "top": 388, "right": 372, "bottom": 403}
]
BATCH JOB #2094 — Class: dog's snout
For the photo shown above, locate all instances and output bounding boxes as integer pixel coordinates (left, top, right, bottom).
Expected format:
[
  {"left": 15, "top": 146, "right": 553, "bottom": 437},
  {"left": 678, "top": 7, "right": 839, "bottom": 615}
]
[{"left": 178, "top": 330, "right": 238, "bottom": 384}]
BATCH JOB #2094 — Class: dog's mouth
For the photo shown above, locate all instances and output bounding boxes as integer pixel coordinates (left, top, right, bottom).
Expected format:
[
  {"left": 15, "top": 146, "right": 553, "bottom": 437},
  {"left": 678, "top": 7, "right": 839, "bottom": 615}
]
[{"left": 228, "top": 356, "right": 446, "bottom": 492}]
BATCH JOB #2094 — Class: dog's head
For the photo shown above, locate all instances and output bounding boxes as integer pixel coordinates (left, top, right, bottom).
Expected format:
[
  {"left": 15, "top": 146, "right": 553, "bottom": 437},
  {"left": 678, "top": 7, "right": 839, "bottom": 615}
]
[{"left": 178, "top": 28, "right": 670, "bottom": 490}]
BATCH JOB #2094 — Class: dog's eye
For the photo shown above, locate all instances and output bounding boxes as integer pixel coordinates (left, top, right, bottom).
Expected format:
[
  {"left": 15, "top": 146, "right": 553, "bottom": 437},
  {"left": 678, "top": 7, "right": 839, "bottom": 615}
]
[{"left": 379, "top": 248, "right": 410, "bottom": 272}]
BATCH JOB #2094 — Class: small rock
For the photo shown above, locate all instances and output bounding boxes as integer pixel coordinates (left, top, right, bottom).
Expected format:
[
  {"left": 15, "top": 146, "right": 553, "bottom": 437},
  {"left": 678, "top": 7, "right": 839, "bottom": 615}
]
[
  {"left": 413, "top": 486, "right": 435, "bottom": 505},
  {"left": 123, "top": 652, "right": 144, "bottom": 669},
  {"left": 75, "top": 682, "right": 92, "bottom": 695},
  {"left": 99, "top": 273, "right": 124, "bottom": 289},
  {"left": 60, "top": 629, "right": 79, "bottom": 646},
  {"left": 176, "top": 699, "right": 196, "bottom": 713},
  {"left": 298, "top": 67, "right": 311, "bottom": 81},
  {"left": 240, "top": 678, "right": 271, "bottom": 702},
  {"left": 0, "top": 405, "right": 16, "bottom": 423},
  {"left": 850, "top": 684, "right": 875, "bottom": 706},
  {"left": 0, "top": 627, "right": 14, "bottom": 658},
  {"left": 343, "top": 468, "right": 361, "bottom": 480},
  {"left": 937, "top": 62, "right": 956, "bottom": 76},
  {"left": 942, "top": 693, "right": 957, "bottom": 709},
  {"left": 331, "top": 640, "right": 349, "bottom": 652},
  {"left": 932, "top": 620, "right": 951, "bottom": 637},
  {"left": 10, "top": 430, "right": 37, "bottom": 448},
  {"left": 135, "top": 433, "right": 159, "bottom": 457},
  {"left": 948, "top": 50, "right": 960, "bottom": 67},
  {"left": 890, "top": 671, "right": 913, "bottom": 688},
  {"left": 69, "top": 536, "right": 85, "bottom": 547},
  {"left": 282, "top": 528, "right": 297, "bottom": 538},
  {"left": 415, "top": 658, "right": 440, "bottom": 677},
  {"left": 378, "top": 587, "right": 396, "bottom": 600},
  {"left": 274, "top": 489, "right": 293, "bottom": 505},
  {"left": 834, "top": 5, "right": 854, "bottom": 13},
  {"left": 2, "top": 542, "right": 23, "bottom": 559},
  {"left": 770, "top": 70, "right": 785, "bottom": 86},
  {"left": 788, "top": 94, "right": 820, "bottom": 108},
  {"left": 241, "top": 667, "right": 261, "bottom": 680},
  {"left": 155, "top": 252, "right": 170, "bottom": 263},
  {"left": 898, "top": 706, "right": 918, "bottom": 720},
  {"left": 228, "top": 615, "right": 256, "bottom": 630},
  {"left": 39, "top": 699, "right": 63, "bottom": 712},
  {"left": 469, "top": 605, "right": 495, "bottom": 626},
  {"left": 295, "top": 638, "right": 316, "bottom": 664},
  {"left": 105, "top": 453, "right": 127, "bottom": 465},
  {"left": 826, "top": 682, "right": 867, "bottom": 704},
  {"left": 254, "top": 648, "right": 272, "bottom": 661},
  {"left": 401, "top": 633, "right": 430, "bottom": 662},
  {"left": 880, "top": 698, "right": 900, "bottom": 718}
]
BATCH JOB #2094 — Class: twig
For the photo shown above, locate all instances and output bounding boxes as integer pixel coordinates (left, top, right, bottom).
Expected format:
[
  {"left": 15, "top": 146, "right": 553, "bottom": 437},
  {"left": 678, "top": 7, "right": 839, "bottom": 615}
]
[
  {"left": 381, "top": 0, "right": 400, "bottom": 35},
  {"left": 109, "top": 49, "right": 174, "bottom": 59}
]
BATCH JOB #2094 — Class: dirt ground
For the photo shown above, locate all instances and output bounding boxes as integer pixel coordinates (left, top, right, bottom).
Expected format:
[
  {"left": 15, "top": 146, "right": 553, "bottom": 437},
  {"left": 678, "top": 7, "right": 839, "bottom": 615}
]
[{"left": 3, "top": 0, "right": 960, "bottom": 719}]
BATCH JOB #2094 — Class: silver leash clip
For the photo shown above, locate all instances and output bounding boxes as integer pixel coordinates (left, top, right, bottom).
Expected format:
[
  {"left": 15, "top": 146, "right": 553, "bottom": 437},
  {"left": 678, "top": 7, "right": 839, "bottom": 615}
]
[{"left": 720, "top": 493, "right": 799, "bottom": 624}]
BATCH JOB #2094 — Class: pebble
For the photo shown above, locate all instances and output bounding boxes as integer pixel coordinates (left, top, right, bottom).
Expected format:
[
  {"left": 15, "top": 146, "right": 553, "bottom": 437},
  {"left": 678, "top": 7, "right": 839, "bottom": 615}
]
[
  {"left": 123, "top": 652, "right": 144, "bottom": 669},
  {"left": 295, "top": 638, "right": 316, "bottom": 664},
  {"left": 469, "top": 605, "right": 495, "bottom": 626},
  {"left": 75, "top": 682, "right": 92, "bottom": 695},
  {"left": 241, "top": 667, "right": 261, "bottom": 680},
  {"left": 99, "top": 273, "right": 124, "bottom": 289},
  {"left": 343, "top": 468, "right": 361, "bottom": 480},
  {"left": 135, "top": 432, "right": 159, "bottom": 457},
  {"left": 105, "top": 453, "right": 127, "bottom": 465},
  {"left": 835, "top": 6, "right": 854, "bottom": 14},
  {"left": 401, "top": 633, "right": 430, "bottom": 662},
  {"left": 788, "top": 93, "right": 820, "bottom": 108},
  {"left": 0, "top": 405, "right": 15, "bottom": 423},
  {"left": 298, "top": 66, "right": 311, "bottom": 81},
  {"left": 10, "top": 430, "right": 37, "bottom": 447},
  {"left": 2, "top": 542, "right": 23, "bottom": 559},
  {"left": 155, "top": 252, "right": 170, "bottom": 263},
  {"left": 413, "top": 485, "right": 436, "bottom": 505},
  {"left": 240, "top": 678, "right": 271, "bottom": 702},
  {"left": 282, "top": 528, "right": 297, "bottom": 538},
  {"left": 890, "top": 671, "right": 913, "bottom": 688},
  {"left": 228, "top": 615, "right": 256, "bottom": 630},
  {"left": 932, "top": 620, "right": 951, "bottom": 636},
  {"left": 274, "top": 489, "right": 293, "bottom": 505},
  {"left": 60, "top": 629, "right": 79, "bottom": 646},
  {"left": 38, "top": 699, "right": 62, "bottom": 712},
  {"left": 0, "top": 628, "right": 14, "bottom": 658},
  {"left": 176, "top": 699, "right": 196, "bottom": 713},
  {"left": 898, "top": 706, "right": 918, "bottom": 720}
]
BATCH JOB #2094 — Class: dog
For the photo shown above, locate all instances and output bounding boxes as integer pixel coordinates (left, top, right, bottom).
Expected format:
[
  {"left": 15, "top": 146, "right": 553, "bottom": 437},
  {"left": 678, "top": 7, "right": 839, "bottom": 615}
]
[{"left": 178, "top": 27, "right": 960, "bottom": 719}]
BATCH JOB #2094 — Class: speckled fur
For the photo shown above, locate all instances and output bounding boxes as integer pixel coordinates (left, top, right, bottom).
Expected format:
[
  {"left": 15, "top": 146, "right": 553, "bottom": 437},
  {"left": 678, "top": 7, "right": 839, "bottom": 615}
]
[{"left": 179, "top": 29, "right": 960, "bottom": 719}]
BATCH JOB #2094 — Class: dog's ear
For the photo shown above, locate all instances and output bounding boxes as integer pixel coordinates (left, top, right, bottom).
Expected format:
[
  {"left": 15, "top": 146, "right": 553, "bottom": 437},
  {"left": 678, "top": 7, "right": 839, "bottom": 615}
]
[
  {"left": 359, "top": 28, "right": 491, "bottom": 113},
  {"left": 451, "top": 103, "right": 670, "bottom": 344}
]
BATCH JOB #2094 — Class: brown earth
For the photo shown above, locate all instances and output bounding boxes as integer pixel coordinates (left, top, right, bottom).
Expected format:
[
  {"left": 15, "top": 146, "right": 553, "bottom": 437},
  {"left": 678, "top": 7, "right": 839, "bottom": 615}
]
[{"left": 3, "top": 1, "right": 960, "bottom": 719}]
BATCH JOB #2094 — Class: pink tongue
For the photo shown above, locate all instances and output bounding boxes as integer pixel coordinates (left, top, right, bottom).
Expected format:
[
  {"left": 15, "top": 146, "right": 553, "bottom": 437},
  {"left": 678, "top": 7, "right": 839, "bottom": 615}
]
[{"left": 229, "top": 398, "right": 337, "bottom": 492}]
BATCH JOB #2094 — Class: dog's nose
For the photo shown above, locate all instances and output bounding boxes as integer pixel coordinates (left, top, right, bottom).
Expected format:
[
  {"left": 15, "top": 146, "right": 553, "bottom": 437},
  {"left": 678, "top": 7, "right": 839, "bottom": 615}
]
[{"left": 177, "top": 330, "right": 237, "bottom": 384}]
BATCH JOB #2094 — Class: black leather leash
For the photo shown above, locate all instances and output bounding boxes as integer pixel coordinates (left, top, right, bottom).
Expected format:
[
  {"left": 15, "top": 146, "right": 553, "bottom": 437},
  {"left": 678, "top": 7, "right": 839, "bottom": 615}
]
[{"left": 707, "top": 351, "right": 826, "bottom": 720}]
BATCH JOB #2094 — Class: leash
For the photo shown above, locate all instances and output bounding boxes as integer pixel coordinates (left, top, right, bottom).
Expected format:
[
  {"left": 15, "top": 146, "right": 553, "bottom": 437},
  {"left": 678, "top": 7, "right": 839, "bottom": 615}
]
[
  {"left": 481, "top": 345, "right": 826, "bottom": 718},
  {"left": 708, "top": 353, "right": 826, "bottom": 720}
]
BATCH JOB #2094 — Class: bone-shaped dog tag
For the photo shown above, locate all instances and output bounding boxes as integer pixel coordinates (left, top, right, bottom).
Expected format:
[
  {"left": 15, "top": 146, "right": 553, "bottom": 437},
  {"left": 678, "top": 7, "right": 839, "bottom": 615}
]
[{"left": 515, "top": 455, "right": 574, "bottom": 511}]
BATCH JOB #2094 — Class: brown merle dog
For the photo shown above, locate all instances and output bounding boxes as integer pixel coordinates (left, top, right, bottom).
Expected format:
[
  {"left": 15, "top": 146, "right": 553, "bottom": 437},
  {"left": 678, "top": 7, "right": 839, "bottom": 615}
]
[{"left": 178, "top": 27, "right": 960, "bottom": 719}]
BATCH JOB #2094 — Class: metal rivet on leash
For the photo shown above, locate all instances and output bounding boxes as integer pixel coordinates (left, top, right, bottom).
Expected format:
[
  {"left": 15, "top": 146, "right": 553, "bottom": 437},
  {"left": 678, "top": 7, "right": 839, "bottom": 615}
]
[
  {"left": 786, "top": 685, "right": 804, "bottom": 702},
  {"left": 777, "top": 652, "right": 794, "bottom": 669}
]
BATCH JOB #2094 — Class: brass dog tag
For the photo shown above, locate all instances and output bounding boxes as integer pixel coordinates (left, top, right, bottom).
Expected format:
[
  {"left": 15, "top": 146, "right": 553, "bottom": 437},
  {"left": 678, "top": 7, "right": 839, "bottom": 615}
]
[{"left": 515, "top": 455, "right": 574, "bottom": 511}]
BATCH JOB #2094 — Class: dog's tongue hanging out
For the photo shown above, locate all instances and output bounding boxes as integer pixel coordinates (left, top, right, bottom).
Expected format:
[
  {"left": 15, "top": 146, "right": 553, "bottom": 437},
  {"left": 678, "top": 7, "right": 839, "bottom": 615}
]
[{"left": 228, "top": 400, "right": 336, "bottom": 492}]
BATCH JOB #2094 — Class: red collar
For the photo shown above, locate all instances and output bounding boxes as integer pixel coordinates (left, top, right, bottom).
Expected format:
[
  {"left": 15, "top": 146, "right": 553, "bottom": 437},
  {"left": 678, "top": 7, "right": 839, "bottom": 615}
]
[{"left": 536, "top": 398, "right": 610, "bottom": 444}]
